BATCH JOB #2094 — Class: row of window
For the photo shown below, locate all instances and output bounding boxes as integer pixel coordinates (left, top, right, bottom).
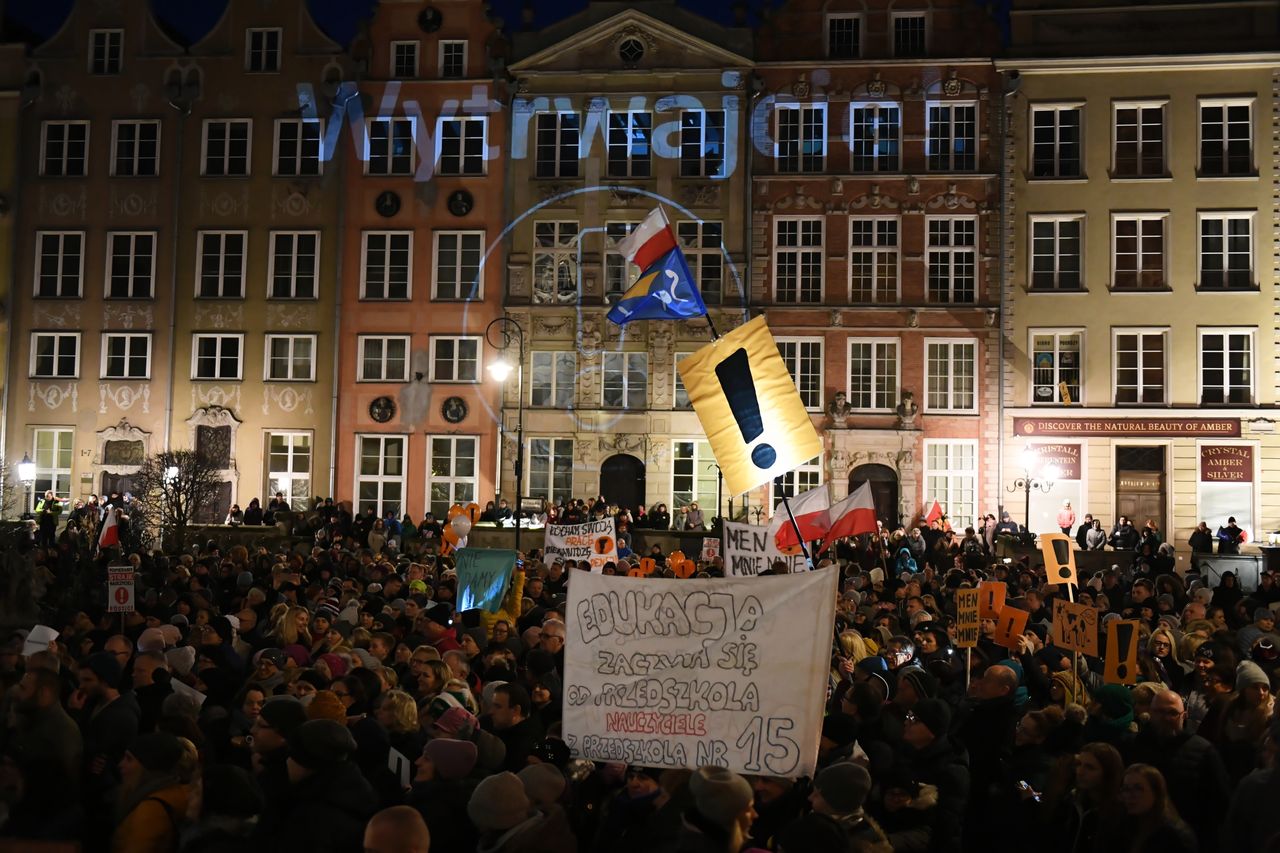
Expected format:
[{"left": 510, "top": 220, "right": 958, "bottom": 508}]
[{"left": 825, "top": 12, "right": 928, "bottom": 59}]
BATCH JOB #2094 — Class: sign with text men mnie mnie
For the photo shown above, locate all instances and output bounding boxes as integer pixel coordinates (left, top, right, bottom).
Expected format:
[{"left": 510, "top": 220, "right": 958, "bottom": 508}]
[
  {"left": 679, "top": 315, "right": 823, "bottom": 497},
  {"left": 722, "top": 522, "right": 805, "bottom": 577},
  {"left": 563, "top": 567, "right": 838, "bottom": 779},
  {"left": 954, "top": 589, "right": 980, "bottom": 649},
  {"left": 544, "top": 519, "right": 618, "bottom": 572}
]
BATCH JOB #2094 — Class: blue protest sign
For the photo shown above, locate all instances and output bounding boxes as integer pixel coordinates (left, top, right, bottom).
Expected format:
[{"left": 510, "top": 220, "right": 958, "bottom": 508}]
[{"left": 455, "top": 549, "right": 519, "bottom": 613}]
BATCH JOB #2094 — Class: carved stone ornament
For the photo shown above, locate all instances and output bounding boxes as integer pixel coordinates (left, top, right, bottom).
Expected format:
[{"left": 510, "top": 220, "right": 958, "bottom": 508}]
[
  {"left": 896, "top": 390, "right": 919, "bottom": 428},
  {"left": 927, "top": 184, "right": 977, "bottom": 211},
  {"left": 99, "top": 385, "right": 151, "bottom": 414},
  {"left": 793, "top": 78, "right": 810, "bottom": 98},
  {"left": 95, "top": 420, "right": 151, "bottom": 471},
  {"left": 263, "top": 386, "right": 315, "bottom": 416},
  {"left": 908, "top": 309, "right": 920, "bottom": 328},
  {"left": 830, "top": 310, "right": 844, "bottom": 328},
  {"left": 943, "top": 70, "right": 962, "bottom": 97},
  {"left": 867, "top": 73, "right": 887, "bottom": 99},
  {"left": 851, "top": 184, "right": 899, "bottom": 210},
  {"left": 826, "top": 392, "right": 854, "bottom": 425},
  {"left": 186, "top": 406, "right": 242, "bottom": 474},
  {"left": 680, "top": 183, "right": 721, "bottom": 207},
  {"left": 611, "top": 24, "right": 658, "bottom": 53},
  {"left": 28, "top": 383, "right": 77, "bottom": 412}
]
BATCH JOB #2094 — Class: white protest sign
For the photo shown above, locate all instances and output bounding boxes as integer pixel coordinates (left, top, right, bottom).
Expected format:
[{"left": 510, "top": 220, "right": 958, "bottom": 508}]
[
  {"left": 722, "top": 521, "right": 804, "bottom": 577},
  {"left": 169, "top": 678, "right": 207, "bottom": 708},
  {"left": 107, "top": 568, "right": 135, "bottom": 613},
  {"left": 701, "top": 537, "right": 720, "bottom": 562},
  {"left": 563, "top": 567, "right": 838, "bottom": 779},
  {"left": 23, "top": 625, "right": 58, "bottom": 657},
  {"left": 388, "top": 747, "right": 411, "bottom": 789},
  {"left": 544, "top": 519, "right": 618, "bottom": 572}
]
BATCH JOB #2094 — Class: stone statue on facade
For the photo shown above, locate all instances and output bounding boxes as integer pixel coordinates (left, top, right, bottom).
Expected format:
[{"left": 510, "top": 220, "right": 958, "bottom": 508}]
[
  {"left": 896, "top": 390, "right": 919, "bottom": 428},
  {"left": 826, "top": 392, "right": 853, "bottom": 426}
]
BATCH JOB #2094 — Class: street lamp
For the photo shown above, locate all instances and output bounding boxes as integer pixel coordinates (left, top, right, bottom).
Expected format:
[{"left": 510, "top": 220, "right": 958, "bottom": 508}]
[
  {"left": 486, "top": 317, "right": 525, "bottom": 553},
  {"left": 1007, "top": 448, "right": 1056, "bottom": 542},
  {"left": 17, "top": 453, "right": 35, "bottom": 516}
]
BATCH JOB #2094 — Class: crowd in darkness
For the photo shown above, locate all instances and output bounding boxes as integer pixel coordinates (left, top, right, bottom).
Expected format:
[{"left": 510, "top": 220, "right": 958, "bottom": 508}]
[{"left": 1, "top": 492, "right": 1278, "bottom": 853}]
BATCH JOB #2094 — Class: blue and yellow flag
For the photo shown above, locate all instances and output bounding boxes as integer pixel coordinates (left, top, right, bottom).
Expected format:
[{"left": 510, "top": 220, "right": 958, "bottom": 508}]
[{"left": 606, "top": 247, "right": 709, "bottom": 325}]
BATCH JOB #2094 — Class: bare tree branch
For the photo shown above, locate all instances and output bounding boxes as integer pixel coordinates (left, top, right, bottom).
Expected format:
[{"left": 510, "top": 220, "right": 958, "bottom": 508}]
[{"left": 132, "top": 450, "right": 226, "bottom": 553}]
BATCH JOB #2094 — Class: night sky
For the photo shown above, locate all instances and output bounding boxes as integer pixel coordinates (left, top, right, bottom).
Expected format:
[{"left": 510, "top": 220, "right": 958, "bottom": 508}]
[{"left": 4, "top": 0, "right": 780, "bottom": 46}]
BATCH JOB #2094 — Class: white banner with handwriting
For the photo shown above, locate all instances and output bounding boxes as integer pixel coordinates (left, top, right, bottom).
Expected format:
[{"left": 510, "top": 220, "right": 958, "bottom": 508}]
[
  {"left": 722, "top": 521, "right": 805, "bottom": 577},
  {"left": 563, "top": 568, "right": 837, "bottom": 778}
]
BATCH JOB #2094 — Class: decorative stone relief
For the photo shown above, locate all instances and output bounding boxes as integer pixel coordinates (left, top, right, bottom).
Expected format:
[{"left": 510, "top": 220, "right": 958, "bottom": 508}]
[
  {"left": 927, "top": 184, "right": 977, "bottom": 211},
  {"left": 109, "top": 187, "right": 159, "bottom": 218},
  {"left": 94, "top": 420, "right": 151, "bottom": 471},
  {"left": 39, "top": 186, "right": 87, "bottom": 220},
  {"left": 608, "top": 187, "right": 639, "bottom": 206},
  {"left": 680, "top": 184, "right": 720, "bottom": 207},
  {"left": 866, "top": 73, "right": 887, "bottom": 99},
  {"left": 186, "top": 406, "right": 241, "bottom": 511},
  {"left": 28, "top": 383, "right": 77, "bottom": 412},
  {"left": 272, "top": 186, "right": 317, "bottom": 219},
  {"left": 539, "top": 183, "right": 572, "bottom": 203},
  {"left": 578, "top": 317, "right": 602, "bottom": 355},
  {"left": 102, "top": 303, "right": 153, "bottom": 330},
  {"left": 851, "top": 185, "right": 899, "bottom": 210},
  {"left": 32, "top": 303, "right": 81, "bottom": 328},
  {"left": 266, "top": 305, "right": 314, "bottom": 330},
  {"left": 99, "top": 384, "right": 151, "bottom": 414},
  {"left": 942, "top": 70, "right": 962, "bottom": 97},
  {"left": 774, "top": 185, "right": 823, "bottom": 210},
  {"left": 610, "top": 24, "right": 658, "bottom": 53},
  {"left": 532, "top": 315, "right": 572, "bottom": 337},
  {"left": 830, "top": 310, "right": 844, "bottom": 327},
  {"left": 262, "top": 386, "right": 315, "bottom": 416},
  {"left": 54, "top": 84, "right": 78, "bottom": 114},
  {"left": 194, "top": 303, "right": 244, "bottom": 329},
  {"left": 191, "top": 386, "right": 241, "bottom": 411},
  {"left": 200, "top": 187, "right": 250, "bottom": 218},
  {"left": 509, "top": 267, "right": 529, "bottom": 297},
  {"left": 647, "top": 325, "right": 673, "bottom": 358}
]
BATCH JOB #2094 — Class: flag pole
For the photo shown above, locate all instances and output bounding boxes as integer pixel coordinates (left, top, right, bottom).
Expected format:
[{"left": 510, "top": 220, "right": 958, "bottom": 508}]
[
  {"left": 704, "top": 312, "right": 720, "bottom": 341},
  {"left": 775, "top": 476, "right": 816, "bottom": 572}
]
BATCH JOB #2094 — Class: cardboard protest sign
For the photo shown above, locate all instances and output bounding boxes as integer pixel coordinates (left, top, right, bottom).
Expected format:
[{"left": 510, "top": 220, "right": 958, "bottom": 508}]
[
  {"left": 544, "top": 519, "right": 618, "bottom": 572},
  {"left": 563, "top": 567, "right": 838, "bottom": 778},
  {"left": 678, "top": 315, "right": 823, "bottom": 496},
  {"left": 991, "top": 606, "right": 1030, "bottom": 649},
  {"left": 722, "top": 521, "right": 805, "bottom": 577},
  {"left": 1051, "top": 598, "right": 1098, "bottom": 656},
  {"left": 1104, "top": 619, "right": 1141, "bottom": 685},
  {"left": 702, "top": 537, "right": 720, "bottom": 562},
  {"left": 978, "top": 581, "right": 1006, "bottom": 619},
  {"left": 1039, "top": 533, "right": 1078, "bottom": 589},
  {"left": 954, "top": 589, "right": 980, "bottom": 649},
  {"left": 108, "top": 568, "right": 135, "bottom": 613},
  {"left": 455, "top": 549, "right": 518, "bottom": 613}
]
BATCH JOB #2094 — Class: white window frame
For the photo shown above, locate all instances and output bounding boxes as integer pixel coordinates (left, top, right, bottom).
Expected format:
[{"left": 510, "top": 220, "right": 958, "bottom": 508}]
[
  {"left": 606, "top": 110, "right": 653, "bottom": 178},
  {"left": 1198, "top": 328, "right": 1254, "bottom": 406},
  {"left": 29, "top": 332, "right": 80, "bottom": 379},
  {"left": 849, "top": 216, "right": 900, "bottom": 302},
  {"left": 528, "top": 437, "right": 574, "bottom": 506},
  {"left": 434, "top": 116, "right": 487, "bottom": 176},
  {"left": 671, "top": 439, "right": 718, "bottom": 511},
  {"left": 534, "top": 112, "right": 581, "bottom": 179},
  {"left": 364, "top": 116, "right": 418, "bottom": 176},
  {"left": 925, "top": 215, "right": 978, "bottom": 303},
  {"left": 360, "top": 231, "right": 413, "bottom": 300},
  {"left": 1197, "top": 211, "right": 1254, "bottom": 290},
  {"left": 1111, "top": 213, "right": 1167, "bottom": 290},
  {"left": 429, "top": 336, "right": 482, "bottom": 383},
  {"left": 264, "top": 333, "right": 317, "bottom": 382},
  {"left": 31, "top": 428, "right": 74, "bottom": 507},
  {"left": 245, "top": 27, "right": 282, "bottom": 73},
  {"left": 101, "top": 332, "right": 151, "bottom": 380},
  {"left": 201, "top": 119, "right": 253, "bottom": 177},
  {"left": 1112, "top": 100, "right": 1167, "bottom": 177},
  {"left": 1112, "top": 328, "right": 1169, "bottom": 406},
  {"left": 192, "top": 333, "right": 244, "bottom": 381},
  {"left": 391, "top": 41, "right": 420, "bottom": 78},
  {"left": 679, "top": 109, "right": 726, "bottom": 178},
  {"left": 427, "top": 435, "right": 479, "bottom": 518},
  {"left": 674, "top": 352, "right": 693, "bottom": 410},
  {"left": 602, "top": 352, "right": 648, "bottom": 409},
  {"left": 825, "top": 13, "right": 862, "bottom": 58},
  {"left": 1028, "top": 328, "right": 1084, "bottom": 406},
  {"left": 771, "top": 456, "right": 823, "bottom": 512},
  {"left": 532, "top": 220, "right": 579, "bottom": 302},
  {"left": 1028, "top": 214, "right": 1084, "bottom": 291},
  {"left": 531, "top": 351, "right": 576, "bottom": 408},
  {"left": 849, "top": 102, "right": 901, "bottom": 173},
  {"left": 110, "top": 120, "right": 160, "bottom": 177},
  {"left": 89, "top": 29, "right": 123, "bottom": 75},
  {"left": 355, "top": 434, "right": 407, "bottom": 518},
  {"left": 273, "top": 118, "right": 323, "bottom": 177},
  {"left": 926, "top": 101, "right": 978, "bottom": 172},
  {"left": 34, "top": 231, "right": 84, "bottom": 298},
  {"left": 923, "top": 440, "right": 978, "bottom": 531},
  {"left": 268, "top": 231, "right": 321, "bottom": 300},
  {"left": 439, "top": 40, "right": 467, "bottom": 78},
  {"left": 1029, "top": 103, "right": 1084, "bottom": 179},
  {"left": 40, "top": 121, "right": 89, "bottom": 177},
  {"left": 891, "top": 11, "right": 928, "bottom": 56},
  {"left": 924, "top": 338, "right": 978, "bottom": 413},
  {"left": 847, "top": 337, "right": 900, "bottom": 412},
  {"left": 266, "top": 431, "right": 312, "bottom": 511},
  {"left": 432, "top": 230, "right": 485, "bottom": 300},
  {"left": 1198, "top": 97, "right": 1253, "bottom": 177},
  {"left": 776, "top": 336, "right": 824, "bottom": 412},
  {"left": 773, "top": 216, "right": 824, "bottom": 303},
  {"left": 195, "top": 231, "right": 248, "bottom": 299},
  {"left": 358, "top": 335, "right": 411, "bottom": 383},
  {"left": 774, "top": 103, "right": 827, "bottom": 173},
  {"left": 105, "top": 231, "right": 157, "bottom": 299},
  {"left": 604, "top": 221, "right": 639, "bottom": 301}
]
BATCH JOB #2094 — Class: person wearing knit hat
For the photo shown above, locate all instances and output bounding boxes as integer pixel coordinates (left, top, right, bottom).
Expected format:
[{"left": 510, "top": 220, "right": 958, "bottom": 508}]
[
  {"left": 683, "top": 766, "right": 756, "bottom": 847},
  {"left": 420, "top": 737, "right": 478, "bottom": 781},
  {"left": 81, "top": 651, "right": 124, "bottom": 691},
  {"left": 288, "top": 719, "right": 357, "bottom": 771},
  {"left": 906, "top": 697, "right": 951, "bottom": 742},
  {"left": 812, "top": 762, "right": 873, "bottom": 816},
  {"left": 254, "top": 696, "right": 308, "bottom": 755},
  {"left": 517, "top": 762, "right": 566, "bottom": 809},
  {"left": 467, "top": 771, "right": 533, "bottom": 833},
  {"left": 897, "top": 668, "right": 938, "bottom": 708},
  {"left": 305, "top": 689, "right": 348, "bottom": 723},
  {"left": 1236, "top": 659, "right": 1271, "bottom": 692},
  {"left": 113, "top": 733, "right": 190, "bottom": 853},
  {"left": 136, "top": 627, "right": 166, "bottom": 653}
]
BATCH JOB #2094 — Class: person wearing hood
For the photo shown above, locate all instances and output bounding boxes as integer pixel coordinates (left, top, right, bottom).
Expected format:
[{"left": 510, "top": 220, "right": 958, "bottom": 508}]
[
  {"left": 111, "top": 732, "right": 191, "bottom": 853},
  {"left": 466, "top": 770, "right": 576, "bottom": 853},
  {"left": 180, "top": 765, "right": 264, "bottom": 853},
  {"left": 1082, "top": 684, "right": 1136, "bottom": 752}
]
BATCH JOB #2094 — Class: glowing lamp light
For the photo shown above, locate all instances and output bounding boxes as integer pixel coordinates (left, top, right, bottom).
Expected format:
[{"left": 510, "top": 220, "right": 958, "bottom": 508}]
[
  {"left": 1018, "top": 448, "right": 1036, "bottom": 472},
  {"left": 1042, "top": 464, "right": 1061, "bottom": 482},
  {"left": 17, "top": 453, "right": 35, "bottom": 485},
  {"left": 487, "top": 358, "right": 514, "bottom": 383},
  {"left": 164, "top": 465, "right": 179, "bottom": 484}
]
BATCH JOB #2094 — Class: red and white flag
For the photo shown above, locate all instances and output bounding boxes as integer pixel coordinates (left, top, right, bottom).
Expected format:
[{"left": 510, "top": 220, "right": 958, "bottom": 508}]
[
  {"left": 98, "top": 508, "right": 119, "bottom": 548},
  {"left": 822, "top": 483, "right": 878, "bottom": 550},
  {"left": 771, "top": 485, "right": 831, "bottom": 550},
  {"left": 924, "top": 500, "right": 944, "bottom": 525},
  {"left": 617, "top": 206, "right": 677, "bottom": 270}
]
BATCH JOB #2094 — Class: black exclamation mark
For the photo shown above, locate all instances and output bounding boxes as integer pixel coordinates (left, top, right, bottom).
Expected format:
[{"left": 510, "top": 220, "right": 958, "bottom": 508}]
[
  {"left": 715, "top": 348, "right": 776, "bottom": 469},
  {"left": 1050, "top": 539, "right": 1073, "bottom": 583},
  {"left": 1114, "top": 622, "right": 1134, "bottom": 680}
]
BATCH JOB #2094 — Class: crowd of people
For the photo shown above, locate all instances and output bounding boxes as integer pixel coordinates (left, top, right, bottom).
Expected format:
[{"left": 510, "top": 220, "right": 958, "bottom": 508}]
[{"left": 1, "top": 491, "right": 1277, "bottom": 853}]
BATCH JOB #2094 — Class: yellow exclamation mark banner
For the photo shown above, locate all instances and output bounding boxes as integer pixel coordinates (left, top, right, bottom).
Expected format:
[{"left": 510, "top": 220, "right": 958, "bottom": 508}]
[{"left": 678, "top": 315, "right": 823, "bottom": 496}]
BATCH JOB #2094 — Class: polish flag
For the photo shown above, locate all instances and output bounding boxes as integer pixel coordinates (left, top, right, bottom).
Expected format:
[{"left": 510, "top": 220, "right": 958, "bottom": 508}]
[
  {"left": 924, "top": 500, "right": 944, "bottom": 525},
  {"left": 617, "top": 206, "right": 677, "bottom": 271},
  {"left": 99, "top": 508, "right": 120, "bottom": 549},
  {"left": 823, "top": 483, "right": 879, "bottom": 547},
  {"left": 772, "top": 485, "right": 832, "bottom": 550}
]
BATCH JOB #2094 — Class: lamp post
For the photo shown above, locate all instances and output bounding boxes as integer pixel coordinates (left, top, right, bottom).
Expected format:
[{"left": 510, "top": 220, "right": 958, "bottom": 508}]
[
  {"left": 486, "top": 317, "right": 526, "bottom": 554},
  {"left": 17, "top": 453, "right": 35, "bottom": 517},
  {"left": 1007, "top": 449, "right": 1058, "bottom": 543}
]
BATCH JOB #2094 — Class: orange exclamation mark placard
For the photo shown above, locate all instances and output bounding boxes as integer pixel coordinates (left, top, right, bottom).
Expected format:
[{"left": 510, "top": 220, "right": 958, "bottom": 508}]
[
  {"left": 1104, "top": 619, "right": 1140, "bottom": 685},
  {"left": 978, "top": 581, "right": 1006, "bottom": 619},
  {"left": 1039, "top": 533, "right": 1078, "bottom": 589}
]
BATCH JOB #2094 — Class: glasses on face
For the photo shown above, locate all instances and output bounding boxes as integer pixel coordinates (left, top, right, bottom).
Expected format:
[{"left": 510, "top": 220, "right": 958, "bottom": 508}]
[{"left": 332, "top": 689, "right": 350, "bottom": 698}]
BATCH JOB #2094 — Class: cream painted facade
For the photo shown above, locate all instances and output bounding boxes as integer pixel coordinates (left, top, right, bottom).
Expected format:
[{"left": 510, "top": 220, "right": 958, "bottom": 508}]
[
  {"left": 504, "top": 5, "right": 753, "bottom": 518},
  {"left": 998, "top": 43, "right": 1280, "bottom": 546}
]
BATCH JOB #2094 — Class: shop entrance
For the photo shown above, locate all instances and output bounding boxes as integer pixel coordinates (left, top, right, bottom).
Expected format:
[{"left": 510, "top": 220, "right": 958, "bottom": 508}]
[{"left": 1115, "top": 445, "right": 1166, "bottom": 532}]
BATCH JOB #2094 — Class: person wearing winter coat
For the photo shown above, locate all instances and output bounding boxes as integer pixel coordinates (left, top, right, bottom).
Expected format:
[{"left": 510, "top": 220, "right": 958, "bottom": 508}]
[
  {"left": 781, "top": 762, "right": 892, "bottom": 853},
  {"left": 1109, "top": 764, "right": 1197, "bottom": 853},
  {"left": 1085, "top": 520, "right": 1108, "bottom": 550},
  {"left": 111, "top": 733, "right": 191, "bottom": 853},
  {"left": 669, "top": 766, "right": 758, "bottom": 853},
  {"left": 895, "top": 699, "right": 969, "bottom": 853},
  {"left": 466, "top": 771, "right": 578, "bottom": 853},
  {"left": 408, "top": 738, "right": 479, "bottom": 853}
]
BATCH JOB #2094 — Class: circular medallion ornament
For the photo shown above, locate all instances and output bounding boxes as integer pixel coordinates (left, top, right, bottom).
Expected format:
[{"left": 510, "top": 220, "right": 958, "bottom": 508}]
[
  {"left": 447, "top": 189, "right": 474, "bottom": 217},
  {"left": 418, "top": 6, "right": 443, "bottom": 32},
  {"left": 369, "top": 396, "right": 397, "bottom": 423},
  {"left": 442, "top": 396, "right": 468, "bottom": 424},
  {"left": 375, "top": 190, "right": 401, "bottom": 218}
]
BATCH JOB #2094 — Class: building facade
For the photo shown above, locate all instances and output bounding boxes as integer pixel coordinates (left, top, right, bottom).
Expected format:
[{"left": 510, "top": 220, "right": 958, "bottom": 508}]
[
  {"left": 998, "top": 1, "right": 1280, "bottom": 544},
  {"left": 334, "top": 0, "right": 507, "bottom": 521},
  {"left": 753, "top": 0, "right": 1004, "bottom": 529},
  {"left": 504, "top": 3, "right": 753, "bottom": 521}
]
